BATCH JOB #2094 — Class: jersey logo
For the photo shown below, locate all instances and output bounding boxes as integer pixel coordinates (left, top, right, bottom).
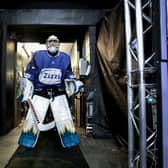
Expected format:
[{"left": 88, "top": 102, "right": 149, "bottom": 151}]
[{"left": 39, "top": 68, "right": 62, "bottom": 85}]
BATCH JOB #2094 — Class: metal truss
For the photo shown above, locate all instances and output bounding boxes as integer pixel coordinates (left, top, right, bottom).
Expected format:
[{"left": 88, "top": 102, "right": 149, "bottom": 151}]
[{"left": 124, "top": 0, "right": 157, "bottom": 168}]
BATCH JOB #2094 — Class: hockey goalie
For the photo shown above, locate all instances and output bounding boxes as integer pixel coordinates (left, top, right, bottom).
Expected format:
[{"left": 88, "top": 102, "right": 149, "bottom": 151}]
[{"left": 16, "top": 35, "right": 84, "bottom": 148}]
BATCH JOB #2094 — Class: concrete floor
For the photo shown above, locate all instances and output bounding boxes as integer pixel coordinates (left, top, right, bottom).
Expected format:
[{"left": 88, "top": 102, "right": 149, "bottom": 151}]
[
  {"left": 78, "top": 128, "right": 128, "bottom": 168},
  {"left": 0, "top": 122, "right": 128, "bottom": 168},
  {"left": 0, "top": 123, "right": 22, "bottom": 168}
]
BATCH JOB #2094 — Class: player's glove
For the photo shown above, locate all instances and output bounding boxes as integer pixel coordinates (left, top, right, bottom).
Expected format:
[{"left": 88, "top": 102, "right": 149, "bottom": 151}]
[
  {"left": 64, "top": 79, "right": 84, "bottom": 97},
  {"left": 16, "top": 77, "right": 34, "bottom": 102}
]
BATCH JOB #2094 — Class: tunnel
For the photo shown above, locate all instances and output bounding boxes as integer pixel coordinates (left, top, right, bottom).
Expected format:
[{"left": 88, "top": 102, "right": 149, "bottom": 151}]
[{"left": 0, "top": 2, "right": 125, "bottom": 137}]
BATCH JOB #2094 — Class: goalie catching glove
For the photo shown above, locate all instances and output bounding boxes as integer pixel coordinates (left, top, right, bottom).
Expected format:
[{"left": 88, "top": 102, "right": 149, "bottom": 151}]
[
  {"left": 16, "top": 77, "right": 34, "bottom": 102},
  {"left": 64, "top": 79, "right": 84, "bottom": 97}
]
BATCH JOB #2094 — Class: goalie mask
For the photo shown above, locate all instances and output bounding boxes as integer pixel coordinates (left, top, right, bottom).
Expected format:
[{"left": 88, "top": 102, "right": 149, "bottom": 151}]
[
  {"left": 16, "top": 78, "right": 34, "bottom": 102},
  {"left": 46, "top": 35, "right": 60, "bottom": 55}
]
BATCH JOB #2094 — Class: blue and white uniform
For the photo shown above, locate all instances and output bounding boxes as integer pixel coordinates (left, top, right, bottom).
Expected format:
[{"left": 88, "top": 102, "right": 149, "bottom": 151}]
[
  {"left": 17, "top": 36, "right": 80, "bottom": 149},
  {"left": 24, "top": 50, "right": 76, "bottom": 91}
]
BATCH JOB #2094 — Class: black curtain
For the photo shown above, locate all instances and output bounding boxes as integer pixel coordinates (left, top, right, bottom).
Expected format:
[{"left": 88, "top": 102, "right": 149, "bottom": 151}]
[{"left": 93, "top": 2, "right": 128, "bottom": 139}]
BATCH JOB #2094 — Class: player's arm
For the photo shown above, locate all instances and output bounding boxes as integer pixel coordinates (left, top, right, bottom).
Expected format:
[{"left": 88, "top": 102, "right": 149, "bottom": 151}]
[
  {"left": 24, "top": 53, "right": 37, "bottom": 85},
  {"left": 16, "top": 53, "right": 37, "bottom": 102}
]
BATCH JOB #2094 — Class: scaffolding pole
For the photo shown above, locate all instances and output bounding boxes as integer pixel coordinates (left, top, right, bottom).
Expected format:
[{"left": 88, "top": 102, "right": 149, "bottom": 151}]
[
  {"left": 135, "top": 1, "right": 146, "bottom": 168},
  {"left": 124, "top": 1, "right": 134, "bottom": 167},
  {"left": 124, "top": 0, "right": 157, "bottom": 167}
]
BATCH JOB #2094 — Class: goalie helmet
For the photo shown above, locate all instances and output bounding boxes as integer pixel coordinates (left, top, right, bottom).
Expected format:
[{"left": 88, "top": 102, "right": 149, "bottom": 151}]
[
  {"left": 46, "top": 35, "right": 60, "bottom": 55},
  {"left": 16, "top": 78, "right": 34, "bottom": 102}
]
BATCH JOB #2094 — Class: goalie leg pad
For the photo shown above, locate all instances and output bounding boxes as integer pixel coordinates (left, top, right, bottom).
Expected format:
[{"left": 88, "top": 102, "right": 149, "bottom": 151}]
[
  {"left": 28, "top": 95, "right": 55, "bottom": 131},
  {"left": 50, "top": 94, "right": 79, "bottom": 148},
  {"left": 18, "top": 107, "right": 40, "bottom": 148},
  {"left": 18, "top": 95, "right": 54, "bottom": 148}
]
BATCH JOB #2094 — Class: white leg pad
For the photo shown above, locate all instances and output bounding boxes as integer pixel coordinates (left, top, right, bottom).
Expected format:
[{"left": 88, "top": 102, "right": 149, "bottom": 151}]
[{"left": 50, "top": 95, "right": 79, "bottom": 148}]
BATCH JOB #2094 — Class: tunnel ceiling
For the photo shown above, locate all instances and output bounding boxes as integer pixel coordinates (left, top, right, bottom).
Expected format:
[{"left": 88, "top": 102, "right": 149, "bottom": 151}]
[
  {"left": 4, "top": 0, "right": 120, "bottom": 43},
  {"left": 1, "top": 0, "right": 119, "bottom": 9},
  {"left": 8, "top": 25, "right": 87, "bottom": 43}
]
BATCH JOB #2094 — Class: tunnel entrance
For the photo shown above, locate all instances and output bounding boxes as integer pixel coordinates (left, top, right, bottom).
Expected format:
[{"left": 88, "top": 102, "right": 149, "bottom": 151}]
[
  {"left": 0, "top": 8, "right": 104, "bottom": 135},
  {"left": 9, "top": 24, "right": 91, "bottom": 131}
]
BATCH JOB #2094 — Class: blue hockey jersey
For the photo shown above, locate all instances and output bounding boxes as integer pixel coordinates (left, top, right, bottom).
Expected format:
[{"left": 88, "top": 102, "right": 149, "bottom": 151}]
[{"left": 24, "top": 50, "right": 76, "bottom": 90}]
